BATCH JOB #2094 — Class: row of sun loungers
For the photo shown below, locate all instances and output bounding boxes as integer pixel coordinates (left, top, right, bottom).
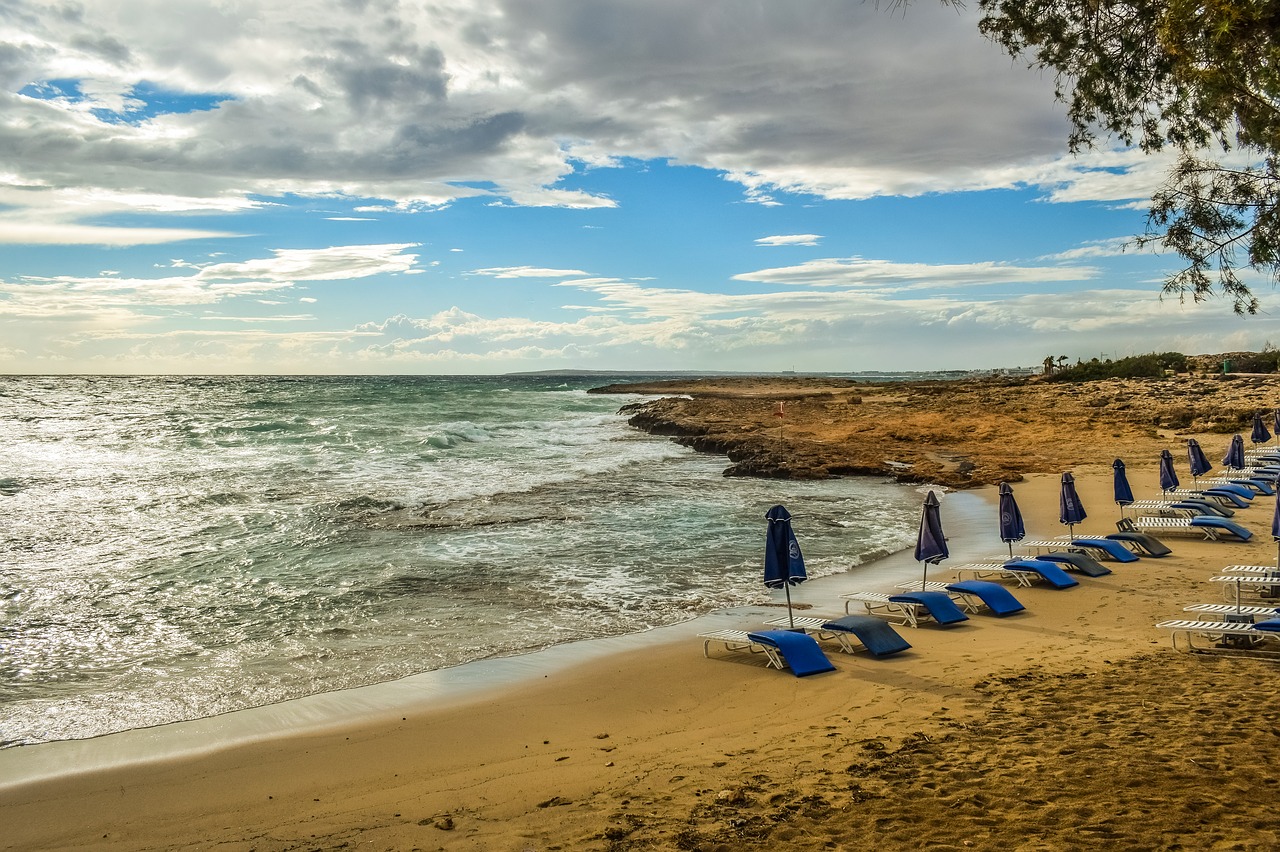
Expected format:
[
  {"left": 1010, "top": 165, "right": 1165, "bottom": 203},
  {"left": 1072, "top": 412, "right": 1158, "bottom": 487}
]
[{"left": 1152, "top": 490, "right": 1280, "bottom": 658}]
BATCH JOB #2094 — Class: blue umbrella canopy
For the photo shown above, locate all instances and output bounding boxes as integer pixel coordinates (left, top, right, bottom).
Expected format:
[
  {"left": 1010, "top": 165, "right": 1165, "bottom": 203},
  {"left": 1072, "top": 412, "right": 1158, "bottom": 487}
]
[
  {"left": 1187, "top": 439, "right": 1212, "bottom": 480},
  {"left": 1059, "top": 472, "right": 1087, "bottom": 536},
  {"left": 1223, "top": 433, "right": 1246, "bottom": 471},
  {"left": 1252, "top": 412, "right": 1273, "bottom": 446},
  {"left": 1112, "top": 458, "right": 1134, "bottom": 515},
  {"left": 1159, "top": 449, "right": 1180, "bottom": 493},
  {"left": 764, "top": 504, "right": 806, "bottom": 626},
  {"left": 998, "top": 482, "right": 1025, "bottom": 556},
  {"left": 914, "top": 490, "right": 948, "bottom": 590}
]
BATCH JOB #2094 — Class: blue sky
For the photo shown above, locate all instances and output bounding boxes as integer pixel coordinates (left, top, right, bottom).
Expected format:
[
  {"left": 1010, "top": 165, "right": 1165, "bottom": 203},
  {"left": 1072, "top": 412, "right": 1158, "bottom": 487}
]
[{"left": 1, "top": 0, "right": 1275, "bottom": 375}]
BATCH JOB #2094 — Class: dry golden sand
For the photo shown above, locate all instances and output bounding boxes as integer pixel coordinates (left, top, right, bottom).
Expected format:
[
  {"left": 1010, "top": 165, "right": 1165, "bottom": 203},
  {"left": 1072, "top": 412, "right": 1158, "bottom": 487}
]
[{"left": 4, "top": 404, "right": 1280, "bottom": 849}]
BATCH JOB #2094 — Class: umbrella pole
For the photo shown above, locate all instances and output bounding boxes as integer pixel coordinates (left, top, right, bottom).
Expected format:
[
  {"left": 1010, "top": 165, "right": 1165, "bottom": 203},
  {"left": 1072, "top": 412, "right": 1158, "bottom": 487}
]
[
  {"left": 784, "top": 582, "right": 794, "bottom": 629},
  {"left": 1007, "top": 541, "right": 1013, "bottom": 558}
]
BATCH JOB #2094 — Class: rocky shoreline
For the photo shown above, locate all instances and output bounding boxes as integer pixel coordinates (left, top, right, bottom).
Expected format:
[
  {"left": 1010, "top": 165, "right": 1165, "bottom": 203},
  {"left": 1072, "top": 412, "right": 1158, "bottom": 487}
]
[{"left": 592, "top": 373, "right": 1280, "bottom": 488}]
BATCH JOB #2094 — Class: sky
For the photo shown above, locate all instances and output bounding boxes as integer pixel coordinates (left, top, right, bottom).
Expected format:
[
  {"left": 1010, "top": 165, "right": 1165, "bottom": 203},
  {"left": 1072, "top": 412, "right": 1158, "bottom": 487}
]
[{"left": 1, "top": 0, "right": 1277, "bottom": 375}]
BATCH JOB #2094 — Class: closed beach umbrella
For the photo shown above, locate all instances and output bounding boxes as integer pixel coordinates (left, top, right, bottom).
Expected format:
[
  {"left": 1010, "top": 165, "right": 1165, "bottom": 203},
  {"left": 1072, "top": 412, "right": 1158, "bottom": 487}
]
[
  {"left": 1252, "top": 412, "right": 1272, "bottom": 446},
  {"left": 1272, "top": 478, "right": 1280, "bottom": 570},
  {"left": 1159, "top": 449, "right": 1180, "bottom": 494},
  {"left": 1112, "top": 458, "right": 1134, "bottom": 517},
  {"left": 914, "top": 490, "right": 948, "bottom": 590},
  {"left": 1059, "top": 472, "right": 1087, "bottom": 539},
  {"left": 1187, "top": 439, "right": 1212, "bottom": 482},
  {"left": 1223, "top": 434, "right": 1246, "bottom": 471},
  {"left": 998, "top": 482, "right": 1025, "bottom": 557},
  {"left": 1273, "top": 409, "right": 1280, "bottom": 445},
  {"left": 764, "top": 504, "right": 807, "bottom": 628}
]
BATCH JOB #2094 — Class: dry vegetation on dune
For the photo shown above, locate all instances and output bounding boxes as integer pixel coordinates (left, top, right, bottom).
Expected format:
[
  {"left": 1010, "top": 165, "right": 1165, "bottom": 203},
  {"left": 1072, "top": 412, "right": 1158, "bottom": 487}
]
[{"left": 596, "top": 374, "right": 1280, "bottom": 488}]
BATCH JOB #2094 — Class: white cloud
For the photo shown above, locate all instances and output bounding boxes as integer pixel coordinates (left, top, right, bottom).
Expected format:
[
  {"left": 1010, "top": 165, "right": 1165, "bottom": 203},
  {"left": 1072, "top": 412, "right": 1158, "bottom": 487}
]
[
  {"left": 0, "top": 0, "right": 1076, "bottom": 235},
  {"left": 731, "top": 257, "right": 1098, "bottom": 290},
  {"left": 469, "top": 266, "right": 591, "bottom": 279},
  {"left": 755, "top": 234, "right": 822, "bottom": 247},
  {"left": 195, "top": 244, "right": 421, "bottom": 282},
  {"left": 0, "top": 244, "right": 422, "bottom": 322}
]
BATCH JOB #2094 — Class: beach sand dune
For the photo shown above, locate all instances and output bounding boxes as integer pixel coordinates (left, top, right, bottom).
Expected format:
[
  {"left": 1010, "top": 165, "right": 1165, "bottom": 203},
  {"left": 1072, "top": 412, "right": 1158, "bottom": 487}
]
[{"left": 5, "top": 385, "right": 1280, "bottom": 850}]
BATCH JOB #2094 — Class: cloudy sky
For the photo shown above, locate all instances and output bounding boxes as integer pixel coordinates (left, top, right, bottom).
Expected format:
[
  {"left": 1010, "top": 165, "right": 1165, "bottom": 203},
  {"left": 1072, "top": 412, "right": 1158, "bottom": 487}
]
[{"left": 1, "top": 0, "right": 1274, "bottom": 375}]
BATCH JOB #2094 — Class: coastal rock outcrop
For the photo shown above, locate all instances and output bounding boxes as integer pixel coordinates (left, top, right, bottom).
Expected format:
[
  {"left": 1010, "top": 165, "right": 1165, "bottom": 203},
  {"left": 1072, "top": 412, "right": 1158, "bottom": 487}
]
[{"left": 600, "top": 374, "right": 1280, "bottom": 488}]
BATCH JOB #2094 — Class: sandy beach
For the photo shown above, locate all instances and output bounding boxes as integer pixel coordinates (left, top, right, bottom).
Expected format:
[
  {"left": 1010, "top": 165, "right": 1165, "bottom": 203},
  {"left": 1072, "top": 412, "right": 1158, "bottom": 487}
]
[{"left": 5, "top": 380, "right": 1280, "bottom": 850}]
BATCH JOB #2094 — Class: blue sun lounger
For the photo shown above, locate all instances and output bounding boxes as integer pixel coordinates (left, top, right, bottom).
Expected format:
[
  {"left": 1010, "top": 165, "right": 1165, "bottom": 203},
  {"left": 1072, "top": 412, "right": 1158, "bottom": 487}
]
[
  {"left": 1106, "top": 531, "right": 1173, "bottom": 557},
  {"left": 1134, "top": 516, "right": 1254, "bottom": 541},
  {"left": 842, "top": 590, "right": 969, "bottom": 627},
  {"left": 888, "top": 590, "right": 969, "bottom": 626},
  {"left": 1202, "top": 488, "right": 1253, "bottom": 507},
  {"left": 767, "top": 614, "right": 912, "bottom": 657},
  {"left": 699, "top": 628, "right": 836, "bottom": 676},
  {"left": 1003, "top": 559, "right": 1080, "bottom": 589},
  {"left": 745, "top": 630, "right": 836, "bottom": 676},
  {"left": 1035, "top": 551, "right": 1113, "bottom": 577},
  {"left": 1191, "top": 516, "right": 1253, "bottom": 540},
  {"left": 943, "top": 580, "right": 1025, "bottom": 616},
  {"left": 1172, "top": 499, "right": 1234, "bottom": 517},
  {"left": 1068, "top": 538, "right": 1141, "bottom": 563}
]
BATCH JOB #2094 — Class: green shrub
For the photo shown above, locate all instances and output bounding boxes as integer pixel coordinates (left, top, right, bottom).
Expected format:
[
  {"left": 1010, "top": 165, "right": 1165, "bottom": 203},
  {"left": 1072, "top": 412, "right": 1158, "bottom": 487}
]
[{"left": 1048, "top": 352, "right": 1188, "bottom": 382}]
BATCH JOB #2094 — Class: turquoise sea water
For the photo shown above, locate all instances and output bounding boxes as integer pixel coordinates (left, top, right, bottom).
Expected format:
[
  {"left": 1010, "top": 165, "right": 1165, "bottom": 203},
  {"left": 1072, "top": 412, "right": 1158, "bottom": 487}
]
[{"left": 0, "top": 375, "right": 923, "bottom": 747}]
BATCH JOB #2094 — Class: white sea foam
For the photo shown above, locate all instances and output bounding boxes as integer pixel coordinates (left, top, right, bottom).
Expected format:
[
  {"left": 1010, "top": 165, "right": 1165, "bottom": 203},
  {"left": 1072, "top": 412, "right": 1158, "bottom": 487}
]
[{"left": 0, "top": 375, "right": 921, "bottom": 746}]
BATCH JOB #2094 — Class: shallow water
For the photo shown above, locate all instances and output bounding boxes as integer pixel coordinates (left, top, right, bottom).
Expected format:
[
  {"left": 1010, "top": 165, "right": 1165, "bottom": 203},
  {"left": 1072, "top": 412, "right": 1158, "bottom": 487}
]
[{"left": 0, "top": 375, "right": 924, "bottom": 746}]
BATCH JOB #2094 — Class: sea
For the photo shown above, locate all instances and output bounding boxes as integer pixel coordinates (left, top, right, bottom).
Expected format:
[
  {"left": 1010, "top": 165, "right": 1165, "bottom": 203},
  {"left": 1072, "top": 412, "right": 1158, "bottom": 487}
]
[{"left": 0, "top": 374, "right": 935, "bottom": 748}]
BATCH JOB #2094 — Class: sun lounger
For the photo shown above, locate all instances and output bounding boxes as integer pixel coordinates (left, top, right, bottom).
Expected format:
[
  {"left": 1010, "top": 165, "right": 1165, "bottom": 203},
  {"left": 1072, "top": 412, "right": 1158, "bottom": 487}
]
[
  {"left": 1106, "top": 532, "right": 1172, "bottom": 557},
  {"left": 1131, "top": 516, "right": 1253, "bottom": 541},
  {"left": 1165, "top": 488, "right": 1252, "bottom": 508},
  {"left": 951, "top": 561, "right": 1038, "bottom": 588},
  {"left": 1219, "top": 564, "right": 1280, "bottom": 576},
  {"left": 766, "top": 614, "right": 911, "bottom": 657},
  {"left": 893, "top": 580, "right": 1026, "bottom": 616},
  {"left": 840, "top": 590, "right": 969, "bottom": 628},
  {"left": 1199, "top": 477, "right": 1276, "bottom": 496},
  {"left": 698, "top": 629, "right": 836, "bottom": 676},
  {"left": 1001, "top": 558, "right": 1082, "bottom": 589},
  {"left": 1034, "top": 551, "right": 1113, "bottom": 577},
  {"left": 1155, "top": 619, "right": 1280, "bottom": 657},
  {"left": 1209, "top": 575, "right": 1280, "bottom": 602},
  {"left": 1127, "top": 499, "right": 1227, "bottom": 518},
  {"left": 944, "top": 580, "right": 1025, "bottom": 616},
  {"left": 1021, "top": 538, "right": 1139, "bottom": 562},
  {"left": 1183, "top": 602, "right": 1280, "bottom": 620}
]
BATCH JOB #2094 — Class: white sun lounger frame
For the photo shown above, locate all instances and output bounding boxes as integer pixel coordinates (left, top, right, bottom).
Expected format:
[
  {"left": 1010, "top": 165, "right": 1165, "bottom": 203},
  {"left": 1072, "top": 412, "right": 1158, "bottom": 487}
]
[
  {"left": 764, "top": 615, "right": 871, "bottom": 654},
  {"left": 1020, "top": 538, "right": 1141, "bottom": 558},
  {"left": 1209, "top": 575, "right": 1280, "bottom": 602},
  {"left": 1163, "top": 489, "right": 1244, "bottom": 506},
  {"left": 950, "top": 561, "right": 1039, "bottom": 588},
  {"left": 1183, "top": 603, "right": 1280, "bottom": 618},
  {"left": 839, "top": 592, "right": 940, "bottom": 628},
  {"left": 1130, "top": 517, "right": 1237, "bottom": 540},
  {"left": 1126, "top": 500, "right": 1203, "bottom": 518},
  {"left": 1219, "top": 564, "right": 1280, "bottom": 575},
  {"left": 1156, "top": 619, "right": 1280, "bottom": 658},
  {"left": 697, "top": 630, "right": 784, "bottom": 669},
  {"left": 893, "top": 580, "right": 1002, "bottom": 613}
]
